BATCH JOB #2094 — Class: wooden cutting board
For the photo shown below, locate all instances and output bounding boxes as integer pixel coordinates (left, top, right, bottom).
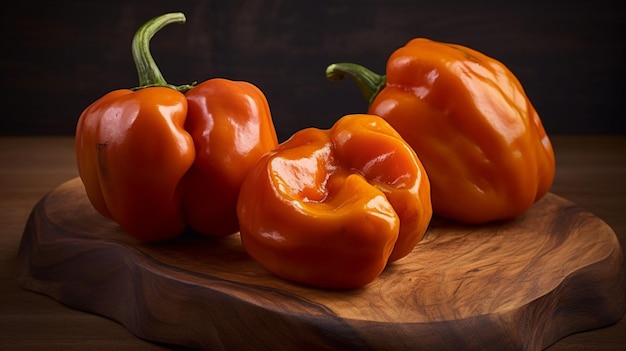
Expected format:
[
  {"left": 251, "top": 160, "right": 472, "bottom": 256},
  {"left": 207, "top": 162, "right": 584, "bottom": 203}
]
[{"left": 16, "top": 177, "right": 625, "bottom": 351}]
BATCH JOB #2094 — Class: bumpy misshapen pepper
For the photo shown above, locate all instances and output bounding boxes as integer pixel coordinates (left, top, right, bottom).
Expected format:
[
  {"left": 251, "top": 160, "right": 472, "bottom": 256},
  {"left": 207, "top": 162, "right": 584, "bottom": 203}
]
[
  {"left": 236, "top": 114, "right": 432, "bottom": 289},
  {"left": 326, "top": 38, "right": 555, "bottom": 224},
  {"left": 75, "top": 13, "right": 278, "bottom": 242}
]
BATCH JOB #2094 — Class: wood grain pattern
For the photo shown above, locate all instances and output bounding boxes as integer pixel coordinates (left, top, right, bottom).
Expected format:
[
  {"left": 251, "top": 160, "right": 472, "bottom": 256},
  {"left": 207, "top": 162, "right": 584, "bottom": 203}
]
[{"left": 16, "top": 177, "right": 625, "bottom": 351}]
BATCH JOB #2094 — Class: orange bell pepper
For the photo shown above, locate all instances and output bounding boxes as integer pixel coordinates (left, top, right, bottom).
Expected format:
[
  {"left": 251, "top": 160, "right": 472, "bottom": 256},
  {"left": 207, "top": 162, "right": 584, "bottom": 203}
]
[
  {"left": 236, "top": 114, "right": 432, "bottom": 289},
  {"left": 326, "top": 38, "right": 555, "bottom": 224},
  {"left": 75, "top": 13, "right": 278, "bottom": 242}
]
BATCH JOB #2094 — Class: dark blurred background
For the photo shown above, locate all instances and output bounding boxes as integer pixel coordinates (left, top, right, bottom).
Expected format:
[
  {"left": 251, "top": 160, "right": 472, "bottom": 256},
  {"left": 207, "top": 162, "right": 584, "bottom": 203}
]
[{"left": 1, "top": 0, "right": 624, "bottom": 141}]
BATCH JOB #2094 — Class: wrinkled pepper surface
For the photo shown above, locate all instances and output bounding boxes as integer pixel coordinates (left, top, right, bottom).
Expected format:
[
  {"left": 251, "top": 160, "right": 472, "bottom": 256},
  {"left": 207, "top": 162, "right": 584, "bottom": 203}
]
[
  {"left": 326, "top": 38, "right": 555, "bottom": 224},
  {"left": 237, "top": 114, "right": 432, "bottom": 289},
  {"left": 75, "top": 13, "right": 278, "bottom": 242}
]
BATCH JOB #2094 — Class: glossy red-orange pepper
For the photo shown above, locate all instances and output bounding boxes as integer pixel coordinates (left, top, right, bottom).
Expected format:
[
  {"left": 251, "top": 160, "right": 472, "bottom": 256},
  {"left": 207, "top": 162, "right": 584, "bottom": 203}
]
[
  {"left": 326, "top": 38, "right": 555, "bottom": 224},
  {"left": 237, "top": 114, "right": 432, "bottom": 289},
  {"left": 75, "top": 13, "right": 278, "bottom": 242}
]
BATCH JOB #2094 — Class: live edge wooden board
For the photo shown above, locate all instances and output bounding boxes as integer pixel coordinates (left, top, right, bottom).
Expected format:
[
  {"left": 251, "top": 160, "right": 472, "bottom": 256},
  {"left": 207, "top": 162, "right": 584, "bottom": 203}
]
[{"left": 16, "top": 177, "right": 625, "bottom": 351}]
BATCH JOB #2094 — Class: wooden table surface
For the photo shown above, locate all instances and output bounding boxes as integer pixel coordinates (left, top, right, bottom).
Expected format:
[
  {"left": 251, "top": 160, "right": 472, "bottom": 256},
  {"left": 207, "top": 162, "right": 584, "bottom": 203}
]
[{"left": 1, "top": 135, "right": 625, "bottom": 350}]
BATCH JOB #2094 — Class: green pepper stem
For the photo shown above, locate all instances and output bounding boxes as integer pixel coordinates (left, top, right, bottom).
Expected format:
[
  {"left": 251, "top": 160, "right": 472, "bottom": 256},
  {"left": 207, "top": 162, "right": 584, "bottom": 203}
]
[
  {"left": 132, "top": 12, "right": 194, "bottom": 92},
  {"left": 325, "top": 63, "right": 386, "bottom": 106}
]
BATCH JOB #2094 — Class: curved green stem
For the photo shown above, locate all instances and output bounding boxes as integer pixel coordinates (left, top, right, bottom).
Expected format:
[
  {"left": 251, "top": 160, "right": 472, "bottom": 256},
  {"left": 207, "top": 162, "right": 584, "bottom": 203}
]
[
  {"left": 132, "top": 12, "right": 194, "bottom": 92},
  {"left": 325, "top": 63, "right": 386, "bottom": 106}
]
